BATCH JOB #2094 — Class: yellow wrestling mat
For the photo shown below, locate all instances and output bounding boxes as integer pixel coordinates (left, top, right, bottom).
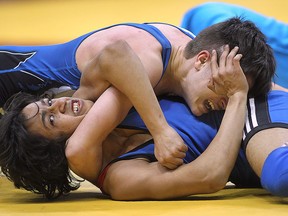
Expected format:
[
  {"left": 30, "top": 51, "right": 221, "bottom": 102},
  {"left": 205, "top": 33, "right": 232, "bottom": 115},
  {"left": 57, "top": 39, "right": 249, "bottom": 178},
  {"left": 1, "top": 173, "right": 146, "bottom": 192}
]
[
  {"left": 1, "top": 177, "right": 288, "bottom": 216},
  {"left": 1, "top": 0, "right": 288, "bottom": 215},
  {"left": 1, "top": 0, "right": 288, "bottom": 44}
]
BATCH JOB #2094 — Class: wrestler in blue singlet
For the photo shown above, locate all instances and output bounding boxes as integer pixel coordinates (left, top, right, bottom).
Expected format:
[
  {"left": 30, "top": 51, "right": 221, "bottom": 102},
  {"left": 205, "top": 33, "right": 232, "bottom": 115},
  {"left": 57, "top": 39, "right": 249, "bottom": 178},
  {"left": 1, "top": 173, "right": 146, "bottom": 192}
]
[
  {"left": 113, "top": 91, "right": 288, "bottom": 196},
  {"left": 0, "top": 23, "right": 195, "bottom": 106},
  {"left": 97, "top": 96, "right": 260, "bottom": 191},
  {"left": 180, "top": 2, "right": 288, "bottom": 88}
]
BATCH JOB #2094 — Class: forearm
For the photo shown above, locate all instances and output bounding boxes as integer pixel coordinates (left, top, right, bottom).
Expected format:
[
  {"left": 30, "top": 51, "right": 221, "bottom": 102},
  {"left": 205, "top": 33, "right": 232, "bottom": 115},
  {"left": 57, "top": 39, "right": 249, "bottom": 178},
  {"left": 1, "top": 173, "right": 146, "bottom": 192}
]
[
  {"left": 154, "top": 94, "right": 248, "bottom": 198},
  {"left": 66, "top": 88, "right": 131, "bottom": 181},
  {"left": 202, "top": 93, "right": 247, "bottom": 183},
  {"left": 106, "top": 94, "right": 248, "bottom": 200},
  {"left": 99, "top": 40, "right": 169, "bottom": 136},
  {"left": 109, "top": 46, "right": 249, "bottom": 200}
]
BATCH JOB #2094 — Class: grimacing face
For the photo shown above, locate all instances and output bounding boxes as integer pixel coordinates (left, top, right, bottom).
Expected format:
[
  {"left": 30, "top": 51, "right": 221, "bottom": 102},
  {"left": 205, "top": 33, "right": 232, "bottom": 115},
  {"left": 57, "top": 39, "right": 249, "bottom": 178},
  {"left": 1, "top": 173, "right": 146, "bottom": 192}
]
[
  {"left": 22, "top": 97, "right": 94, "bottom": 139},
  {"left": 182, "top": 57, "right": 254, "bottom": 116},
  {"left": 182, "top": 62, "right": 228, "bottom": 116}
]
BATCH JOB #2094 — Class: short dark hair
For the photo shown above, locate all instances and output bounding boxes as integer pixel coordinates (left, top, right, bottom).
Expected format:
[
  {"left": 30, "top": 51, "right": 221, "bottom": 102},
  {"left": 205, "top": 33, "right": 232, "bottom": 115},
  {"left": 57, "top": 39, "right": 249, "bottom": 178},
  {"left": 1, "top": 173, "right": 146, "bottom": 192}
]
[
  {"left": 184, "top": 17, "right": 275, "bottom": 97},
  {"left": 0, "top": 92, "right": 81, "bottom": 199}
]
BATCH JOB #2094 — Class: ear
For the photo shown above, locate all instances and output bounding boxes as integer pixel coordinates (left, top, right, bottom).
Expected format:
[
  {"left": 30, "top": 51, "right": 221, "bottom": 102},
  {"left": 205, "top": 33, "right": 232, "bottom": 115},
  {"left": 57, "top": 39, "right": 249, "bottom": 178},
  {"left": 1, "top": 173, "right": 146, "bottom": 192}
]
[{"left": 194, "top": 50, "right": 210, "bottom": 71}]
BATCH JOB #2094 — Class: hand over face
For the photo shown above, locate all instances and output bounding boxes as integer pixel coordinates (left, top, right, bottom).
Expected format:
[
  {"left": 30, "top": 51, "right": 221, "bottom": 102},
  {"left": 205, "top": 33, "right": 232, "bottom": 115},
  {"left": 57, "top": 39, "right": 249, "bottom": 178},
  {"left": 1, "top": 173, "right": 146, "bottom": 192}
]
[{"left": 208, "top": 45, "right": 249, "bottom": 98}]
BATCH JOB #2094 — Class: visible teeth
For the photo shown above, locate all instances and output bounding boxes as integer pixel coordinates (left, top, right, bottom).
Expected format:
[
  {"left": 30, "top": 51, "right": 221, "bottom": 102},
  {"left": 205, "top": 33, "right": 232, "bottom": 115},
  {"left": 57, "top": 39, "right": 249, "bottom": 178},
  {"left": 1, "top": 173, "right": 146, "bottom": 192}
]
[
  {"left": 73, "top": 102, "right": 79, "bottom": 114},
  {"left": 208, "top": 100, "right": 215, "bottom": 110},
  {"left": 205, "top": 100, "right": 215, "bottom": 111}
]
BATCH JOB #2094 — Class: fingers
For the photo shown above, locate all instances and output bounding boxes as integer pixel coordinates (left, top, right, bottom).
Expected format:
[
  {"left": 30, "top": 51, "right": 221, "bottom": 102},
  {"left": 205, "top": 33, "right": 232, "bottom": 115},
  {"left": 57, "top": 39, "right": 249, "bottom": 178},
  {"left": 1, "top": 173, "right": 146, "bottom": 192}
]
[
  {"left": 162, "top": 159, "right": 184, "bottom": 170},
  {"left": 210, "top": 49, "right": 218, "bottom": 83},
  {"left": 154, "top": 127, "right": 188, "bottom": 169},
  {"left": 225, "top": 46, "right": 239, "bottom": 68},
  {"left": 179, "top": 142, "right": 188, "bottom": 152},
  {"left": 158, "top": 155, "right": 185, "bottom": 170},
  {"left": 212, "top": 46, "right": 229, "bottom": 88},
  {"left": 207, "top": 78, "right": 216, "bottom": 93},
  {"left": 211, "top": 45, "right": 248, "bottom": 97},
  {"left": 232, "top": 53, "right": 243, "bottom": 68},
  {"left": 208, "top": 50, "right": 217, "bottom": 93},
  {"left": 219, "top": 45, "right": 239, "bottom": 78},
  {"left": 155, "top": 143, "right": 188, "bottom": 170},
  {"left": 209, "top": 45, "right": 244, "bottom": 96},
  {"left": 208, "top": 48, "right": 228, "bottom": 93},
  {"left": 219, "top": 44, "right": 230, "bottom": 68}
]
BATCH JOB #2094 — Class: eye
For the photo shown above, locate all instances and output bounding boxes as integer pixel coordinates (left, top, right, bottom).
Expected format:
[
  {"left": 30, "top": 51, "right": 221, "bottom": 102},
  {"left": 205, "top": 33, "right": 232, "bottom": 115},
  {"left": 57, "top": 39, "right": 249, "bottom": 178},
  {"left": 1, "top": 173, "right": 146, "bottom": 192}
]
[
  {"left": 49, "top": 115, "right": 55, "bottom": 126},
  {"left": 48, "top": 99, "right": 52, "bottom": 106}
]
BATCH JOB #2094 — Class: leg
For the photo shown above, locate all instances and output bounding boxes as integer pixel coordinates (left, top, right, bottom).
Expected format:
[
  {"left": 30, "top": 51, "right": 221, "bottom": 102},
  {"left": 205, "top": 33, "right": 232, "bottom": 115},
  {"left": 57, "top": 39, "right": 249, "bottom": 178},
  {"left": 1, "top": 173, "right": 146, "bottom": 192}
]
[
  {"left": 246, "top": 128, "right": 288, "bottom": 196},
  {"left": 180, "top": 2, "right": 288, "bottom": 87},
  {"left": 261, "top": 146, "right": 288, "bottom": 196}
]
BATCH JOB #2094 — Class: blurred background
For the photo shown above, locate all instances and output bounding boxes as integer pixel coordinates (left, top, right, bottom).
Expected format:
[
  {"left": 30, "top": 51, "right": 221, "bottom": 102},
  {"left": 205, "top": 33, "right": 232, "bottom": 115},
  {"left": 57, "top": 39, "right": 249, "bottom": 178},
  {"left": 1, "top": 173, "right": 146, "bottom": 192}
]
[{"left": 0, "top": 0, "right": 287, "bottom": 44}]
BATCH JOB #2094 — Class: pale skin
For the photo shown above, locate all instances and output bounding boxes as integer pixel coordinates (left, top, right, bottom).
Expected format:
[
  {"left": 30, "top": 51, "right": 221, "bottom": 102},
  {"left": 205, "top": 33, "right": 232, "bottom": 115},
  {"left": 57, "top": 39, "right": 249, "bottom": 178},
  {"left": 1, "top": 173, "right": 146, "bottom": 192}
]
[
  {"left": 23, "top": 46, "right": 248, "bottom": 200},
  {"left": 101, "top": 48, "right": 248, "bottom": 200},
  {"left": 71, "top": 23, "right": 231, "bottom": 169}
]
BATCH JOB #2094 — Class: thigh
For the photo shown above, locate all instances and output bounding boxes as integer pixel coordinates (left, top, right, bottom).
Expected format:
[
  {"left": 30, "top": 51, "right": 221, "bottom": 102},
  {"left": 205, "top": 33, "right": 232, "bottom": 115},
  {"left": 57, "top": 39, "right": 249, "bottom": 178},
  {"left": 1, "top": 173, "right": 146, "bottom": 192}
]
[{"left": 246, "top": 128, "right": 288, "bottom": 176}]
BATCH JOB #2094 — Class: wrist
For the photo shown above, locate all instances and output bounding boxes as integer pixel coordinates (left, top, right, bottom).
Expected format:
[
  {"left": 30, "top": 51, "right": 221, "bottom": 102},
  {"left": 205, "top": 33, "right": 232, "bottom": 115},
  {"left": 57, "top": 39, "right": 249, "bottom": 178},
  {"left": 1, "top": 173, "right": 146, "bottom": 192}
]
[
  {"left": 228, "top": 91, "right": 247, "bottom": 100},
  {"left": 148, "top": 120, "right": 170, "bottom": 137},
  {"left": 227, "top": 92, "right": 247, "bottom": 107}
]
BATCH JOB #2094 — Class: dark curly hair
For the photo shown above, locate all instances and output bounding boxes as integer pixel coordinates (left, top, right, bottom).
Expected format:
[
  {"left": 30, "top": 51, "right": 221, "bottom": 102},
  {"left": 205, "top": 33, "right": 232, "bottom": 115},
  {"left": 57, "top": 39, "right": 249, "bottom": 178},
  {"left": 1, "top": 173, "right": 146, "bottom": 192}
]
[
  {"left": 184, "top": 17, "right": 276, "bottom": 97},
  {"left": 0, "top": 92, "right": 81, "bottom": 199}
]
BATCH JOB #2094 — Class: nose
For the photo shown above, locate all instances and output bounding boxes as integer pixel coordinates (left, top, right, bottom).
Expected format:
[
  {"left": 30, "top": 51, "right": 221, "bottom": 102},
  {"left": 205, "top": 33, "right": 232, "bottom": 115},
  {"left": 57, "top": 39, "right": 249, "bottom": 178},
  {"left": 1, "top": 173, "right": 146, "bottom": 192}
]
[{"left": 47, "top": 98, "right": 66, "bottom": 114}]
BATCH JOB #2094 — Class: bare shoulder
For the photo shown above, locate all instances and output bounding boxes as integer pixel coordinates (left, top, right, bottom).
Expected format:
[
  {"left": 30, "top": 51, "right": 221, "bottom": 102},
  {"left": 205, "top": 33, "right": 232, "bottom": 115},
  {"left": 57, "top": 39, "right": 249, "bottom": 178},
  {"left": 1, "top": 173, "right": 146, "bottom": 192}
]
[{"left": 150, "top": 23, "right": 193, "bottom": 45}]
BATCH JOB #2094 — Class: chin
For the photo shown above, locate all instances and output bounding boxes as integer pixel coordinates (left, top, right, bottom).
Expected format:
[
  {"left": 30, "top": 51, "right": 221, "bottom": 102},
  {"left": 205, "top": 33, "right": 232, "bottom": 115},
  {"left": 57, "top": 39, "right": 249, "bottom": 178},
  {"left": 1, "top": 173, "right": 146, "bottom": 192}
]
[
  {"left": 194, "top": 112, "right": 202, "bottom": 117},
  {"left": 191, "top": 108, "right": 201, "bottom": 116}
]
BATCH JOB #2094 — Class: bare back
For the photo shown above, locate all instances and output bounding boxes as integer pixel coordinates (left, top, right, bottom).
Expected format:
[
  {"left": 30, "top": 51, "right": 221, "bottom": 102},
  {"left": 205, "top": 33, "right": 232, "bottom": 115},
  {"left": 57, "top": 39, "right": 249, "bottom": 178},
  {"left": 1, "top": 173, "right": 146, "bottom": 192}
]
[{"left": 75, "top": 23, "right": 194, "bottom": 93}]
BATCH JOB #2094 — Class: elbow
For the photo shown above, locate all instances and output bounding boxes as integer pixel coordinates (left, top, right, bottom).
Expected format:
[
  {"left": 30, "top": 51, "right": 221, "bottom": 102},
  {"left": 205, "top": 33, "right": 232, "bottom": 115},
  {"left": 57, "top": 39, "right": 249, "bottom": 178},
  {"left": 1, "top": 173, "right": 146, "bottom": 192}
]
[
  {"left": 212, "top": 178, "right": 228, "bottom": 192},
  {"left": 205, "top": 179, "right": 227, "bottom": 194},
  {"left": 65, "top": 141, "right": 77, "bottom": 162},
  {"left": 201, "top": 170, "right": 229, "bottom": 193},
  {"left": 109, "top": 190, "right": 127, "bottom": 201},
  {"left": 65, "top": 140, "right": 86, "bottom": 167},
  {"left": 97, "top": 40, "right": 134, "bottom": 79},
  {"left": 108, "top": 185, "right": 136, "bottom": 201},
  {"left": 107, "top": 177, "right": 157, "bottom": 201},
  {"left": 100, "top": 40, "right": 131, "bottom": 63}
]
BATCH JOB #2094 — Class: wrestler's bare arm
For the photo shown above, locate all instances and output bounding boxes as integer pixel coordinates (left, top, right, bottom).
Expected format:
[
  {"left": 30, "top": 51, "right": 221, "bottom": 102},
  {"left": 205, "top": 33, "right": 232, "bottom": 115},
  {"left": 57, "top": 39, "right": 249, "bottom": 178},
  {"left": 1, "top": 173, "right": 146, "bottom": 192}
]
[
  {"left": 103, "top": 46, "right": 249, "bottom": 200},
  {"left": 66, "top": 87, "right": 131, "bottom": 182},
  {"left": 73, "top": 40, "right": 187, "bottom": 169}
]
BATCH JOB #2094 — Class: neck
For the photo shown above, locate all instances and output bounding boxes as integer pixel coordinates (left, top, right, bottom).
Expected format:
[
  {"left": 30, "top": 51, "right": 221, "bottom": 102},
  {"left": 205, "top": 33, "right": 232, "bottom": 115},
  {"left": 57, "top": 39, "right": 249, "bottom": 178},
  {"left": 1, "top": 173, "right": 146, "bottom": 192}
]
[
  {"left": 155, "top": 46, "right": 187, "bottom": 96},
  {"left": 169, "top": 46, "right": 194, "bottom": 97}
]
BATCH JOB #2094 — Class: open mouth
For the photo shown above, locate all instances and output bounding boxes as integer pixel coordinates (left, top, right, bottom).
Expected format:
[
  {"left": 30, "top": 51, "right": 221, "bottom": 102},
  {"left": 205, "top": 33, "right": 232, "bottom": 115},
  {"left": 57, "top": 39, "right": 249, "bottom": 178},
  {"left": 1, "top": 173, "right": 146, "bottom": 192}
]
[
  {"left": 72, "top": 100, "right": 80, "bottom": 114},
  {"left": 204, "top": 100, "right": 215, "bottom": 111}
]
